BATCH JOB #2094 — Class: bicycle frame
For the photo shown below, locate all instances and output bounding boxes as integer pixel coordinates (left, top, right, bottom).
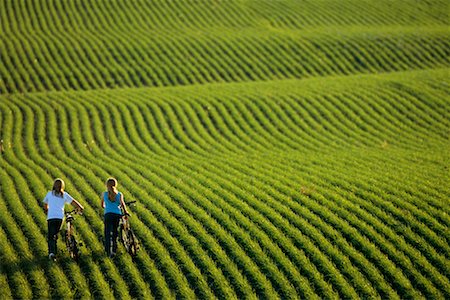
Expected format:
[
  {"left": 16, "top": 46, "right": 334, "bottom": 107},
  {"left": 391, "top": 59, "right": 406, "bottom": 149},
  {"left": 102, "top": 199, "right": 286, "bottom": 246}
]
[
  {"left": 64, "top": 210, "right": 82, "bottom": 260},
  {"left": 118, "top": 201, "right": 139, "bottom": 256},
  {"left": 120, "top": 200, "right": 135, "bottom": 233},
  {"left": 106, "top": 201, "right": 139, "bottom": 257},
  {"left": 119, "top": 215, "right": 131, "bottom": 231},
  {"left": 65, "top": 213, "right": 74, "bottom": 236}
]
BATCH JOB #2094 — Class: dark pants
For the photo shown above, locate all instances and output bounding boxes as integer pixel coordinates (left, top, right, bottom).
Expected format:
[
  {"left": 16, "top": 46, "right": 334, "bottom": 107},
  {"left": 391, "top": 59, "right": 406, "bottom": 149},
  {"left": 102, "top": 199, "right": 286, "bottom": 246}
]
[
  {"left": 104, "top": 213, "right": 121, "bottom": 255},
  {"left": 47, "top": 218, "right": 63, "bottom": 255}
]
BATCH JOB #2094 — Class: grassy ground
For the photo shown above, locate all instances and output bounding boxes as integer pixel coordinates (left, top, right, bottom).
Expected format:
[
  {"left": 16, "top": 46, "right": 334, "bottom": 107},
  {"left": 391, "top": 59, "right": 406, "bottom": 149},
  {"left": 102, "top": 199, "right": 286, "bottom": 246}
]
[{"left": 0, "top": 0, "right": 449, "bottom": 299}]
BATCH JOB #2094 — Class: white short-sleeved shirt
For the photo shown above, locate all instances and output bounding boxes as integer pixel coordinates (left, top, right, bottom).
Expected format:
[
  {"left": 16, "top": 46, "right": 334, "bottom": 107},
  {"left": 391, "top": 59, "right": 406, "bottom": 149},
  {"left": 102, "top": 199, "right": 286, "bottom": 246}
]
[{"left": 43, "top": 191, "right": 74, "bottom": 220}]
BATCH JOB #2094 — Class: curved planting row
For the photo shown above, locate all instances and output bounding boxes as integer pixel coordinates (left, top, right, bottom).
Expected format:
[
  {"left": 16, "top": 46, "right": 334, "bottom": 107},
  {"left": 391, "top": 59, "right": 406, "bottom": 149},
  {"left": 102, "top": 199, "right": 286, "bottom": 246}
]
[
  {"left": 1, "top": 0, "right": 449, "bottom": 93},
  {"left": 246, "top": 0, "right": 449, "bottom": 28},
  {"left": 0, "top": 69, "right": 448, "bottom": 298},
  {"left": 1, "top": 0, "right": 448, "bottom": 33}
]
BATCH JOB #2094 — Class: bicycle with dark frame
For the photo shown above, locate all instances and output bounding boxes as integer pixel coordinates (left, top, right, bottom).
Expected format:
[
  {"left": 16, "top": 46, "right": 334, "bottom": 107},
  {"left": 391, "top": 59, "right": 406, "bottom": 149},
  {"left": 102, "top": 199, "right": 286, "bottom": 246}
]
[
  {"left": 64, "top": 209, "right": 83, "bottom": 261},
  {"left": 109, "top": 201, "right": 139, "bottom": 257}
]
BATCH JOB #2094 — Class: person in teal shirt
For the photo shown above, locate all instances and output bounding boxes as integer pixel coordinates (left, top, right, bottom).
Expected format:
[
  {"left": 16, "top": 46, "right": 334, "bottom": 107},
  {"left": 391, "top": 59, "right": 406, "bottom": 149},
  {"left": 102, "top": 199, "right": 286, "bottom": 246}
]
[{"left": 101, "top": 178, "right": 129, "bottom": 257}]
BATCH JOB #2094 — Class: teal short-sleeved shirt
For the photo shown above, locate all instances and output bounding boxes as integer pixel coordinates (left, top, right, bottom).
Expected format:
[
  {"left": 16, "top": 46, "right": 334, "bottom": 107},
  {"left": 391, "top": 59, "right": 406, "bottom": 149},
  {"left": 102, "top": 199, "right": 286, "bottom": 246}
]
[{"left": 104, "top": 192, "right": 122, "bottom": 215}]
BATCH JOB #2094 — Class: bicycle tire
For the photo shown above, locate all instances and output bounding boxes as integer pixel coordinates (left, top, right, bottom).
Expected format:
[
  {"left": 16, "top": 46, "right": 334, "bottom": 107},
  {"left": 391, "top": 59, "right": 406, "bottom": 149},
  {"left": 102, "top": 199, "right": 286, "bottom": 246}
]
[
  {"left": 119, "top": 225, "right": 127, "bottom": 249},
  {"left": 71, "top": 237, "right": 80, "bottom": 261},
  {"left": 127, "top": 229, "right": 139, "bottom": 256},
  {"left": 66, "top": 234, "right": 80, "bottom": 260},
  {"left": 65, "top": 232, "right": 71, "bottom": 252}
]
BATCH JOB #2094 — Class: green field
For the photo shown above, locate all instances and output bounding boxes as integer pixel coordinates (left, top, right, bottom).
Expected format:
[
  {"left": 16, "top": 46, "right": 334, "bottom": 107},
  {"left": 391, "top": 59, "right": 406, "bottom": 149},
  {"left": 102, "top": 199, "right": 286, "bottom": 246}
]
[{"left": 0, "top": 0, "right": 449, "bottom": 299}]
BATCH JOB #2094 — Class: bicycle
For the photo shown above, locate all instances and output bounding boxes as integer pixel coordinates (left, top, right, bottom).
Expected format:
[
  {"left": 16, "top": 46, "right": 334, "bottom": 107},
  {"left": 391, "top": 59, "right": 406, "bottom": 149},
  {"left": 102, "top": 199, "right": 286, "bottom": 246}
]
[
  {"left": 118, "top": 201, "right": 139, "bottom": 256},
  {"left": 64, "top": 209, "right": 82, "bottom": 261}
]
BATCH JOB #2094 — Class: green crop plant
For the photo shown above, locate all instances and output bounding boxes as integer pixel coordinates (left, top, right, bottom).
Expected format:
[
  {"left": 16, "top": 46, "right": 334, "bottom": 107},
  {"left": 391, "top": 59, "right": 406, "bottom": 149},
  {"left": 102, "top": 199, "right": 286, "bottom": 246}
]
[{"left": 0, "top": 0, "right": 449, "bottom": 299}]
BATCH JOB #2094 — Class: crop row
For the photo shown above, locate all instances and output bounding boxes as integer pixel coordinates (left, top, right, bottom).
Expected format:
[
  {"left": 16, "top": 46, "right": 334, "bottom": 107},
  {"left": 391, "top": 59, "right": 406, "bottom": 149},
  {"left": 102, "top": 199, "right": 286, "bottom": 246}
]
[
  {"left": 1, "top": 27, "right": 448, "bottom": 94},
  {"left": 1, "top": 0, "right": 448, "bottom": 34},
  {"left": 1, "top": 0, "right": 449, "bottom": 93},
  {"left": 81, "top": 72, "right": 450, "bottom": 298},
  {"left": 0, "top": 70, "right": 448, "bottom": 298},
  {"left": 246, "top": 0, "right": 449, "bottom": 28}
]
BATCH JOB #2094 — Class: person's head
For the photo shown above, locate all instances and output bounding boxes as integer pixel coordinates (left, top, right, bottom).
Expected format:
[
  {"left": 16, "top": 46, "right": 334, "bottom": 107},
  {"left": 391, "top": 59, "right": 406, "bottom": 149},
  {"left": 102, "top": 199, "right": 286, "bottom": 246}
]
[
  {"left": 106, "top": 178, "right": 118, "bottom": 201},
  {"left": 52, "top": 178, "right": 65, "bottom": 197}
]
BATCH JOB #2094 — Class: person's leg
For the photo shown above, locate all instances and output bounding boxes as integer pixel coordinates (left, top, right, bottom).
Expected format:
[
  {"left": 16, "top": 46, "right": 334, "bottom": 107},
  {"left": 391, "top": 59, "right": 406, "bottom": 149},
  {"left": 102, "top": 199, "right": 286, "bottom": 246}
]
[
  {"left": 111, "top": 215, "right": 121, "bottom": 254},
  {"left": 47, "top": 219, "right": 62, "bottom": 256},
  {"left": 104, "top": 214, "right": 113, "bottom": 255}
]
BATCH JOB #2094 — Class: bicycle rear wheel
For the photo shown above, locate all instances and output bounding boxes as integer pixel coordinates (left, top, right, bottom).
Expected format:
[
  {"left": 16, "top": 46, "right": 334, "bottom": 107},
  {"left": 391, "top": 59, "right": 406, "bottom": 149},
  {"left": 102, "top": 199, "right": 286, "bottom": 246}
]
[{"left": 127, "top": 229, "right": 139, "bottom": 256}]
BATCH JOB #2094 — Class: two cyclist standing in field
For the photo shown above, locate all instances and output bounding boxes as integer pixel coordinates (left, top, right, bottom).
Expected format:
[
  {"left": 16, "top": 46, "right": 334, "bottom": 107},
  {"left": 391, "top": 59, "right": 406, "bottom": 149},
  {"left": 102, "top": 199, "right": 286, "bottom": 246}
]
[
  {"left": 43, "top": 178, "right": 84, "bottom": 261},
  {"left": 43, "top": 177, "right": 131, "bottom": 260}
]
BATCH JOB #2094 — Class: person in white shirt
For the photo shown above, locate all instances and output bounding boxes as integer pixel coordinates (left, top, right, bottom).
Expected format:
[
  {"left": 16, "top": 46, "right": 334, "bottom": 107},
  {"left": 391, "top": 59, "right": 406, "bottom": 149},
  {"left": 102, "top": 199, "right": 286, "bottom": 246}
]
[{"left": 43, "top": 178, "right": 84, "bottom": 261}]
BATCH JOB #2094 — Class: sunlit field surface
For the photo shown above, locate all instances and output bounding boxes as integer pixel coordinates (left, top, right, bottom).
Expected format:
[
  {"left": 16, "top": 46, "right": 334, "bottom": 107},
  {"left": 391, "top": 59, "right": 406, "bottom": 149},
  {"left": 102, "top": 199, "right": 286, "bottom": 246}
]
[{"left": 0, "top": 1, "right": 449, "bottom": 299}]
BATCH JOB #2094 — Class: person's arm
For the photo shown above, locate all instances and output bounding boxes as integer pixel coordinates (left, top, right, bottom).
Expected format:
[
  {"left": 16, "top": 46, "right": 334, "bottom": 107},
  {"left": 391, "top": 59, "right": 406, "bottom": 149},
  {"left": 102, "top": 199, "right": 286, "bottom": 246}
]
[
  {"left": 43, "top": 194, "right": 48, "bottom": 214},
  {"left": 101, "top": 192, "right": 105, "bottom": 209},
  {"left": 120, "top": 193, "right": 130, "bottom": 216},
  {"left": 71, "top": 199, "right": 84, "bottom": 211}
]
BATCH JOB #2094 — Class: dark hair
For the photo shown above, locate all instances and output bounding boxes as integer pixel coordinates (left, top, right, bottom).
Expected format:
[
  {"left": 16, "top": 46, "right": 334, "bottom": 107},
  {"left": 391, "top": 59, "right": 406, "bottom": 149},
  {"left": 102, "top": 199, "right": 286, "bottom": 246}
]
[
  {"left": 52, "top": 178, "right": 65, "bottom": 197},
  {"left": 106, "top": 178, "right": 118, "bottom": 201}
]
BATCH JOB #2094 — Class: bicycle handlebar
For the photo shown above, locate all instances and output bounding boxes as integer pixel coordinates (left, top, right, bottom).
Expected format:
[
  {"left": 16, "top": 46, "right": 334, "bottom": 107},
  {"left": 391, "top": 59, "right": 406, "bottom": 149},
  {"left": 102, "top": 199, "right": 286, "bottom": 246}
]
[
  {"left": 122, "top": 201, "right": 136, "bottom": 217},
  {"left": 65, "top": 209, "right": 83, "bottom": 216}
]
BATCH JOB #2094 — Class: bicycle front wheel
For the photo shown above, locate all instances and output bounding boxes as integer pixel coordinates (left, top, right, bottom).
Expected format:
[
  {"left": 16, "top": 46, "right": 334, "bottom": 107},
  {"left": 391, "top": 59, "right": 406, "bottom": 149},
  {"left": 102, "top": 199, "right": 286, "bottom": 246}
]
[
  {"left": 119, "top": 224, "right": 128, "bottom": 249},
  {"left": 67, "top": 235, "right": 80, "bottom": 260}
]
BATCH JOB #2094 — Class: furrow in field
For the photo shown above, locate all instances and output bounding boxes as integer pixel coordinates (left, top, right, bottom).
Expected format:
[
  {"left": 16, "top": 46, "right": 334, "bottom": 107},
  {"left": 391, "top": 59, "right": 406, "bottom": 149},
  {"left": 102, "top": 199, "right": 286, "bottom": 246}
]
[
  {"left": 206, "top": 87, "right": 448, "bottom": 262},
  {"left": 34, "top": 97, "right": 158, "bottom": 299},
  {"left": 108, "top": 72, "right": 442, "bottom": 296},
  {"left": 2, "top": 18, "right": 449, "bottom": 93},
  {"left": 96, "top": 85, "right": 444, "bottom": 298},
  {"left": 50, "top": 94, "right": 243, "bottom": 300},
  {"left": 91, "top": 103, "right": 314, "bottom": 298},
  {"left": 283, "top": 164, "right": 447, "bottom": 297},
  {"left": 313, "top": 156, "right": 450, "bottom": 259},
  {"left": 85, "top": 95, "right": 278, "bottom": 298},
  {"left": 2, "top": 95, "right": 141, "bottom": 293},
  {"left": 250, "top": 0, "right": 449, "bottom": 28},
  {"left": 0, "top": 224, "right": 33, "bottom": 300},
  {"left": 0, "top": 99, "right": 121, "bottom": 299},
  {"left": 185, "top": 152, "right": 438, "bottom": 298},
  {"left": 222, "top": 147, "right": 449, "bottom": 296},
  {"left": 78, "top": 91, "right": 408, "bottom": 298},
  {"left": 119, "top": 94, "right": 377, "bottom": 298},
  {"left": 98, "top": 97, "right": 248, "bottom": 298},
  {"left": 0, "top": 101, "right": 92, "bottom": 298},
  {"left": 0, "top": 68, "right": 448, "bottom": 298},
  {"left": 48, "top": 91, "right": 312, "bottom": 298},
  {"left": 224, "top": 163, "right": 400, "bottom": 298}
]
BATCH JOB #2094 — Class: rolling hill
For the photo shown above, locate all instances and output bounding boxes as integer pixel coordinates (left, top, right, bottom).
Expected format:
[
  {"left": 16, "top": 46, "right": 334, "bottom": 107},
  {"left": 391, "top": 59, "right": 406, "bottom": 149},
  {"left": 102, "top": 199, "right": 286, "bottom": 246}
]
[{"left": 0, "top": 0, "right": 449, "bottom": 299}]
